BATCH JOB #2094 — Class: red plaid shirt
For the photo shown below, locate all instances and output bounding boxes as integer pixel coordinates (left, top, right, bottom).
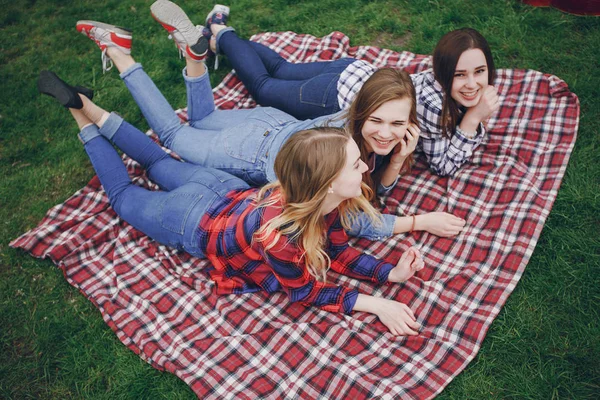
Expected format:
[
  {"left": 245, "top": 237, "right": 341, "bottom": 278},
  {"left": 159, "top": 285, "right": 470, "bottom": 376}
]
[{"left": 198, "top": 189, "right": 394, "bottom": 314}]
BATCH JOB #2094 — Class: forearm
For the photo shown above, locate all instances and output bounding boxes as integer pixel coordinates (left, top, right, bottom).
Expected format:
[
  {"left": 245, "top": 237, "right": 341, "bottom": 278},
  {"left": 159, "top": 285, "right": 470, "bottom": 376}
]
[
  {"left": 458, "top": 113, "right": 481, "bottom": 137},
  {"left": 353, "top": 293, "right": 381, "bottom": 314},
  {"left": 393, "top": 215, "right": 420, "bottom": 234},
  {"left": 380, "top": 159, "right": 405, "bottom": 187}
]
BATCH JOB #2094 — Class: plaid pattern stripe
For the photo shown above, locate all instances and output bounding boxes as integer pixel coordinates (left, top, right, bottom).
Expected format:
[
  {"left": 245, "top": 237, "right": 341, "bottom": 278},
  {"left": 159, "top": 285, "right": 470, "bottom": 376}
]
[
  {"left": 411, "top": 70, "right": 487, "bottom": 176},
  {"left": 200, "top": 193, "right": 393, "bottom": 314},
  {"left": 11, "top": 31, "right": 579, "bottom": 399},
  {"left": 337, "top": 59, "right": 378, "bottom": 110}
]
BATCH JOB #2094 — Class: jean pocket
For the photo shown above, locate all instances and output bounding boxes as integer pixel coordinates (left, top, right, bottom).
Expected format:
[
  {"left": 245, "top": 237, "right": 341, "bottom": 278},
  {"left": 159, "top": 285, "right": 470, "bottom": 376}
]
[
  {"left": 299, "top": 73, "right": 339, "bottom": 107},
  {"left": 223, "top": 122, "right": 271, "bottom": 164},
  {"left": 159, "top": 192, "right": 204, "bottom": 235}
]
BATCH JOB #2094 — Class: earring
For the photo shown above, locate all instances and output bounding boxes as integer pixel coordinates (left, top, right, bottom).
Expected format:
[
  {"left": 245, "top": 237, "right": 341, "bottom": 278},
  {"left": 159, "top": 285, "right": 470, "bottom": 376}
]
[{"left": 328, "top": 188, "right": 334, "bottom": 194}]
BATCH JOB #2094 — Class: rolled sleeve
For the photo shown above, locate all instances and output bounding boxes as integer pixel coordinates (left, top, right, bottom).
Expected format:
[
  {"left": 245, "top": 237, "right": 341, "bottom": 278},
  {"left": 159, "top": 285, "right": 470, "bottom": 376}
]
[{"left": 345, "top": 212, "right": 395, "bottom": 240}]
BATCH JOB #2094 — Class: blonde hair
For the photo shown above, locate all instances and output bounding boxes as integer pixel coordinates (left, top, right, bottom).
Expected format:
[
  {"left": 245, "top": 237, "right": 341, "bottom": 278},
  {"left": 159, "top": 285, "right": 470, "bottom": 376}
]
[
  {"left": 254, "top": 127, "right": 381, "bottom": 281},
  {"left": 345, "top": 68, "right": 418, "bottom": 202}
]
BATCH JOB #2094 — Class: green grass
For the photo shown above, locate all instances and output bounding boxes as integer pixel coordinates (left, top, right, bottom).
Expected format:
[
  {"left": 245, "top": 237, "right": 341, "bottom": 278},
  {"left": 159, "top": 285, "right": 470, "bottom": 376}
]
[{"left": 1, "top": 0, "right": 599, "bottom": 398}]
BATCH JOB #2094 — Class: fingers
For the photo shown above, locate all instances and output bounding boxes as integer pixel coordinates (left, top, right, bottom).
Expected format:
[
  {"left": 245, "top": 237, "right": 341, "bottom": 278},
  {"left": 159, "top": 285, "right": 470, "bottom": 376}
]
[
  {"left": 397, "top": 249, "right": 410, "bottom": 265},
  {"left": 381, "top": 302, "right": 420, "bottom": 336},
  {"left": 411, "top": 257, "right": 425, "bottom": 272},
  {"left": 407, "top": 124, "right": 421, "bottom": 138}
]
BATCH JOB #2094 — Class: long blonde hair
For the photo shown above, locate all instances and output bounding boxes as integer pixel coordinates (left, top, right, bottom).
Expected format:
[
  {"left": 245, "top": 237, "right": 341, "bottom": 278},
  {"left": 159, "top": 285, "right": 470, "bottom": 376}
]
[{"left": 254, "top": 127, "right": 381, "bottom": 281}]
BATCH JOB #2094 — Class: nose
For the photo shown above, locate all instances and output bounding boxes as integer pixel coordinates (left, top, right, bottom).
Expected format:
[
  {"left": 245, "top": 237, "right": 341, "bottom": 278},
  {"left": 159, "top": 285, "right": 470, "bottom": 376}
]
[
  {"left": 466, "top": 73, "right": 476, "bottom": 88},
  {"left": 378, "top": 124, "right": 392, "bottom": 139},
  {"left": 359, "top": 159, "right": 369, "bottom": 173}
]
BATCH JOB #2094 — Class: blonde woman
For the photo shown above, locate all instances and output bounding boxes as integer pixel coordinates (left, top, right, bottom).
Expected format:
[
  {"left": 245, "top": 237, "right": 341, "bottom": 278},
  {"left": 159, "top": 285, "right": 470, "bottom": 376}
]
[
  {"left": 74, "top": 7, "right": 465, "bottom": 240},
  {"left": 37, "top": 70, "right": 425, "bottom": 335}
]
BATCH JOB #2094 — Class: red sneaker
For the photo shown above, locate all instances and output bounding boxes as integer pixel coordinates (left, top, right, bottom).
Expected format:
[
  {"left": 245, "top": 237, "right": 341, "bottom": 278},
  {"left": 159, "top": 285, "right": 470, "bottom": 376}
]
[
  {"left": 150, "top": 0, "right": 209, "bottom": 62},
  {"left": 76, "top": 20, "right": 132, "bottom": 72}
]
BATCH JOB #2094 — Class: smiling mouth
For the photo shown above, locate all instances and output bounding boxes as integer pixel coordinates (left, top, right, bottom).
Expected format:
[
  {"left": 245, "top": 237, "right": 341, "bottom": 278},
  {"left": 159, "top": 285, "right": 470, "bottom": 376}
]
[
  {"left": 373, "top": 138, "right": 393, "bottom": 146},
  {"left": 460, "top": 89, "right": 479, "bottom": 100}
]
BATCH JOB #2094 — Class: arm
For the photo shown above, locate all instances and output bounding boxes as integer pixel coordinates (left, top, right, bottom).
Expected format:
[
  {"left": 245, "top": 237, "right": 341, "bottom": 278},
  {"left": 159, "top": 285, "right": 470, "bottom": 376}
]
[
  {"left": 353, "top": 294, "right": 419, "bottom": 336},
  {"left": 419, "top": 123, "right": 485, "bottom": 177},
  {"left": 262, "top": 232, "right": 359, "bottom": 314},
  {"left": 419, "top": 86, "right": 499, "bottom": 176},
  {"left": 326, "top": 218, "right": 395, "bottom": 282},
  {"left": 393, "top": 213, "right": 466, "bottom": 237},
  {"left": 344, "top": 212, "right": 396, "bottom": 240},
  {"left": 380, "top": 124, "right": 420, "bottom": 187}
]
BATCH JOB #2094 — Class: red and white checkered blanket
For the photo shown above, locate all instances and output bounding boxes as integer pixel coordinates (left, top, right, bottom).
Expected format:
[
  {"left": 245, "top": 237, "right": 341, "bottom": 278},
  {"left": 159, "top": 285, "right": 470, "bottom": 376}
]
[{"left": 11, "top": 32, "right": 579, "bottom": 399}]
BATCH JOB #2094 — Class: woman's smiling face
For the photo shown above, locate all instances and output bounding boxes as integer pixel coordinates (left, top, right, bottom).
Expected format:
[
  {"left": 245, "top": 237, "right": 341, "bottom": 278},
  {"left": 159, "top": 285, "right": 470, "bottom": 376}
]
[
  {"left": 361, "top": 97, "right": 412, "bottom": 155},
  {"left": 450, "top": 48, "right": 489, "bottom": 108}
]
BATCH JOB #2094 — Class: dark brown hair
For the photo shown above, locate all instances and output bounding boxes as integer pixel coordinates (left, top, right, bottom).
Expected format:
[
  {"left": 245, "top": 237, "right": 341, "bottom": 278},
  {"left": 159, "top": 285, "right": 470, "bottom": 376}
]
[
  {"left": 433, "top": 28, "right": 496, "bottom": 137},
  {"left": 345, "top": 68, "right": 418, "bottom": 201}
]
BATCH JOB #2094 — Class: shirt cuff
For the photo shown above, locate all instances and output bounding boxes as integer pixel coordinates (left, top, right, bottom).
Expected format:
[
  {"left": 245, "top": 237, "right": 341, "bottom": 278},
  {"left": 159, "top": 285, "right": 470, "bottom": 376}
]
[
  {"left": 342, "top": 289, "right": 359, "bottom": 314},
  {"left": 374, "top": 262, "right": 394, "bottom": 284},
  {"left": 455, "top": 122, "right": 485, "bottom": 142},
  {"left": 377, "top": 175, "right": 400, "bottom": 195}
]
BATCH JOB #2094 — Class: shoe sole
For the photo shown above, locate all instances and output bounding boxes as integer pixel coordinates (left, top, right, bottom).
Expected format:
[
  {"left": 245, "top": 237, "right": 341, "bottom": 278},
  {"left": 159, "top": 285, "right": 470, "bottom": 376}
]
[
  {"left": 38, "top": 71, "right": 82, "bottom": 108},
  {"left": 76, "top": 20, "right": 133, "bottom": 51},
  {"left": 206, "top": 4, "right": 230, "bottom": 26},
  {"left": 150, "top": 1, "right": 201, "bottom": 48},
  {"left": 76, "top": 20, "right": 132, "bottom": 37}
]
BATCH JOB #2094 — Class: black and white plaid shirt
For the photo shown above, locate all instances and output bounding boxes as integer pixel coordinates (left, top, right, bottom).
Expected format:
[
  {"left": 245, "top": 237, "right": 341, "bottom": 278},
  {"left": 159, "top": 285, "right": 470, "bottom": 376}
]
[
  {"left": 411, "top": 70, "right": 486, "bottom": 176},
  {"left": 337, "top": 59, "right": 377, "bottom": 110},
  {"left": 338, "top": 64, "right": 484, "bottom": 177}
]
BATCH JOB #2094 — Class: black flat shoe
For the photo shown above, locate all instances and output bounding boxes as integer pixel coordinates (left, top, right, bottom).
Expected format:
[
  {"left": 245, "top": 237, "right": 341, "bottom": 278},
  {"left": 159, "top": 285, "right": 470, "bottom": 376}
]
[
  {"left": 74, "top": 85, "right": 94, "bottom": 101},
  {"left": 37, "top": 70, "right": 93, "bottom": 109}
]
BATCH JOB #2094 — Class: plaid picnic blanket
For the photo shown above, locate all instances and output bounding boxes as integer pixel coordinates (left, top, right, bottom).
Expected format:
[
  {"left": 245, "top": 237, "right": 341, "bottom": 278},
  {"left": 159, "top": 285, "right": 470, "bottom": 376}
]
[{"left": 11, "top": 31, "right": 579, "bottom": 399}]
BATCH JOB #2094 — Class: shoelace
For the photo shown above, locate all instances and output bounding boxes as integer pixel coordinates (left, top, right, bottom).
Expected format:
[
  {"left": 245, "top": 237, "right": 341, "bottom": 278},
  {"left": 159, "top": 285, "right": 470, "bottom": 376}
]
[
  {"left": 101, "top": 48, "right": 113, "bottom": 73},
  {"left": 167, "top": 33, "right": 186, "bottom": 60}
]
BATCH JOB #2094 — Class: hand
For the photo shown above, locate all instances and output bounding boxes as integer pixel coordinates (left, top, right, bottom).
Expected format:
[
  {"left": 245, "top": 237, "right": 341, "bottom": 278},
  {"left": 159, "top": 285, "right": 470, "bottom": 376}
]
[
  {"left": 418, "top": 212, "right": 465, "bottom": 237},
  {"left": 390, "top": 124, "right": 420, "bottom": 165},
  {"left": 374, "top": 298, "right": 420, "bottom": 336},
  {"left": 465, "top": 85, "right": 500, "bottom": 124},
  {"left": 388, "top": 247, "right": 425, "bottom": 283}
]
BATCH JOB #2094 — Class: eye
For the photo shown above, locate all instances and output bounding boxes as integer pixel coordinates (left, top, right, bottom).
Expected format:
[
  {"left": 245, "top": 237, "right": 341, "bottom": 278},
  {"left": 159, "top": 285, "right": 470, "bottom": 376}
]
[
  {"left": 475, "top": 68, "right": 487, "bottom": 74},
  {"left": 392, "top": 121, "right": 406, "bottom": 126},
  {"left": 368, "top": 118, "right": 382, "bottom": 124},
  {"left": 454, "top": 73, "right": 465, "bottom": 78}
]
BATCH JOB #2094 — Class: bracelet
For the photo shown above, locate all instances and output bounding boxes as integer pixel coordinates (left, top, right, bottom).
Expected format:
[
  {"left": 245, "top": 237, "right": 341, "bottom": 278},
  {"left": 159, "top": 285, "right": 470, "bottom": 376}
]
[{"left": 410, "top": 215, "right": 416, "bottom": 233}]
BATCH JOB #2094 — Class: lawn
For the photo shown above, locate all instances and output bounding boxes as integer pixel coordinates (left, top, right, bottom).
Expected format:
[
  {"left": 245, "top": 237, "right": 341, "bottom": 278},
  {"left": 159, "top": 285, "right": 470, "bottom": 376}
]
[{"left": 1, "top": 0, "right": 599, "bottom": 398}]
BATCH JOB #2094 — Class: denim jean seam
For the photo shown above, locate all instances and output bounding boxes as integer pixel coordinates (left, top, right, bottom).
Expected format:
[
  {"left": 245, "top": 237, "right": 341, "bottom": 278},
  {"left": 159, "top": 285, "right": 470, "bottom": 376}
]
[
  {"left": 299, "top": 73, "right": 339, "bottom": 107},
  {"left": 159, "top": 193, "right": 204, "bottom": 235}
]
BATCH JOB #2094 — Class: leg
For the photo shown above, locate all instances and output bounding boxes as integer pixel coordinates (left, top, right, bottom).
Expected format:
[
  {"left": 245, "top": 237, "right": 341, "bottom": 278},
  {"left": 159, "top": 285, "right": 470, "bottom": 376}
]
[
  {"left": 79, "top": 127, "right": 212, "bottom": 256},
  {"left": 119, "top": 63, "right": 215, "bottom": 146},
  {"left": 246, "top": 40, "right": 334, "bottom": 80},
  {"left": 91, "top": 102, "right": 278, "bottom": 187},
  {"left": 78, "top": 19, "right": 213, "bottom": 142},
  {"left": 214, "top": 29, "right": 346, "bottom": 119},
  {"left": 80, "top": 108, "right": 212, "bottom": 191}
]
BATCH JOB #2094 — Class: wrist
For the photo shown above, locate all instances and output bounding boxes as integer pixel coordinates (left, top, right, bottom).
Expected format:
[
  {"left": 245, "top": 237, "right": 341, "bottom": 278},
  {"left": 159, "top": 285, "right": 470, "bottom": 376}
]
[
  {"left": 459, "top": 113, "right": 481, "bottom": 136},
  {"left": 354, "top": 294, "right": 381, "bottom": 314},
  {"left": 413, "top": 214, "right": 425, "bottom": 231}
]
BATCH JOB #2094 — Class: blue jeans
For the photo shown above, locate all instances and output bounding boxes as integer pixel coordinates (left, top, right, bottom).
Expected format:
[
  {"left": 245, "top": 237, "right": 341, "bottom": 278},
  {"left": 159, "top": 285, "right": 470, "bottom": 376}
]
[
  {"left": 120, "top": 64, "right": 393, "bottom": 240},
  {"left": 216, "top": 28, "right": 356, "bottom": 120},
  {"left": 121, "top": 63, "right": 343, "bottom": 185},
  {"left": 78, "top": 113, "right": 250, "bottom": 257}
]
